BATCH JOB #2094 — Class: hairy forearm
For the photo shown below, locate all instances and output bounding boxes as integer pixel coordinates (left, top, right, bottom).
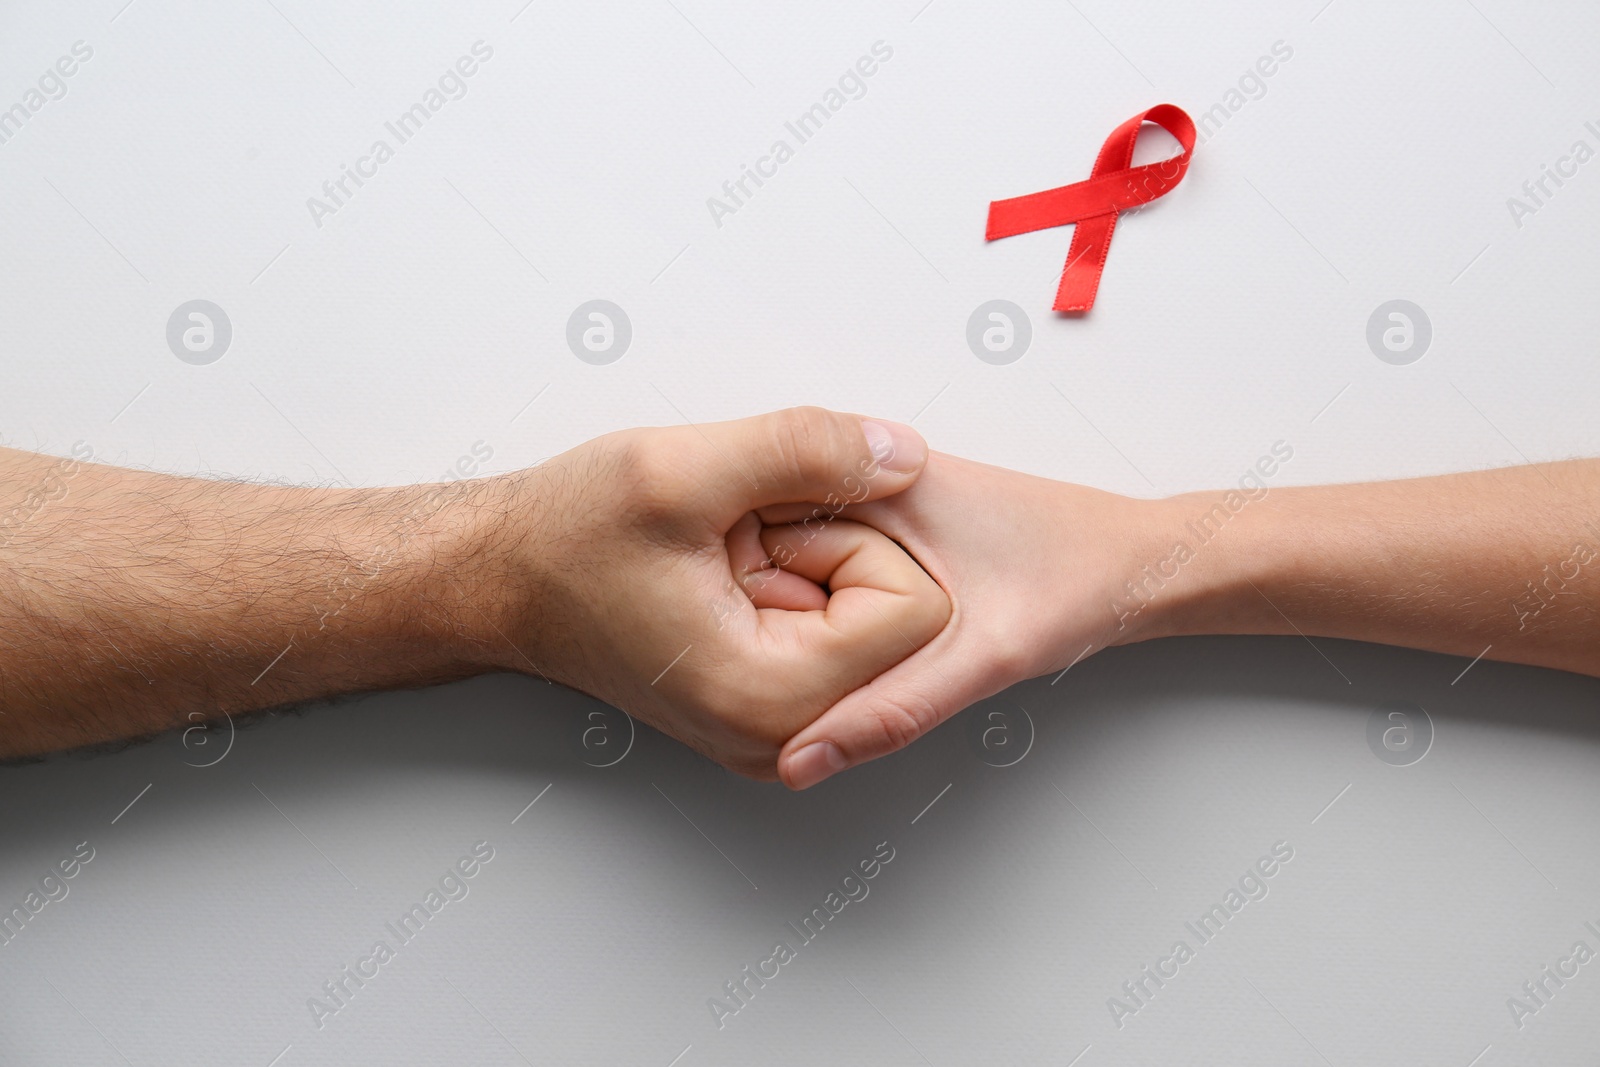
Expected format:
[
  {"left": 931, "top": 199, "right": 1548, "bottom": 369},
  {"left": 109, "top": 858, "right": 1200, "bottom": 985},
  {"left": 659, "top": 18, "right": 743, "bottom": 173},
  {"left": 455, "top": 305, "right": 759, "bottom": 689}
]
[
  {"left": 0, "top": 407, "right": 944, "bottom": 777},
  {"left": 1146, "top": 460, "right": 1600, "bottom": 677},
  {"left": 0, "top": 447, "right": 512, "bottom": 757}
]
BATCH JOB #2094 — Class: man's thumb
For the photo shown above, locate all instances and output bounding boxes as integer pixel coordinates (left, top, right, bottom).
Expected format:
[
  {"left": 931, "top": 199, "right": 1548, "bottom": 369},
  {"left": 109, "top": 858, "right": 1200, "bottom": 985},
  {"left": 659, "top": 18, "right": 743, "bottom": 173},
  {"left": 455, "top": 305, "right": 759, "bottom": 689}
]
[{"left": 699, "top": 407, "right": 927, "bottom": 517}]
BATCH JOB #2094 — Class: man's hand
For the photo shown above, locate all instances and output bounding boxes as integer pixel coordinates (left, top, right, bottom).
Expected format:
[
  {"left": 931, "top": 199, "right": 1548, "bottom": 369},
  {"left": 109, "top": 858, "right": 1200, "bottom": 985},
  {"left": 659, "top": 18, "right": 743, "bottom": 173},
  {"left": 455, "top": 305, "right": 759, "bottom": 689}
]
[
  {"left": 485, "top": 407, "right": 951, "bottom": 778},
  {"left": 0, "top": 408, "right": 951, "bottom": 775}
]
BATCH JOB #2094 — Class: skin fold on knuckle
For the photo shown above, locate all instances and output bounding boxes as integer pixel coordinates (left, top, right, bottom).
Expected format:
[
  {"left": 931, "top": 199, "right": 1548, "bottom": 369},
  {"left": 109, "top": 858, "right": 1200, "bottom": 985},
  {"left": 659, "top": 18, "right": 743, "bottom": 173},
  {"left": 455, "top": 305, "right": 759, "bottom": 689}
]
[
  {"left": 772, "top": 406, "right": 857, "bottom": 495},
  {"left": 860, "top": 694, "right": 941, "bottom": 756}
]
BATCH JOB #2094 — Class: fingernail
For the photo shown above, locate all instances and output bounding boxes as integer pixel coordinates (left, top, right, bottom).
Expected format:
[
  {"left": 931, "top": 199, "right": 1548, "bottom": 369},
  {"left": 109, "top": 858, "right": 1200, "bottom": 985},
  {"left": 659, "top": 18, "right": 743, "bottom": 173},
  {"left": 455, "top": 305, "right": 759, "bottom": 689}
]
[
  {"left": 785, "top": 741, "right": 848, "bottom": 790},
  {"left": 860, "top": 419, "right": 927, "bottom": 475}
]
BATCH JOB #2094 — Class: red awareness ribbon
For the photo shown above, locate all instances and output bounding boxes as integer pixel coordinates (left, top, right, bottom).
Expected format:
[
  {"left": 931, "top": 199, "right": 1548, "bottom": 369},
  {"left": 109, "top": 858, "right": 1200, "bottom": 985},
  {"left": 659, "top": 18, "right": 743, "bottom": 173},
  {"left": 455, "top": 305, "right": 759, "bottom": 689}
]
[{"left": 986, "top": 104, "right": 1196, "bottom": 313}]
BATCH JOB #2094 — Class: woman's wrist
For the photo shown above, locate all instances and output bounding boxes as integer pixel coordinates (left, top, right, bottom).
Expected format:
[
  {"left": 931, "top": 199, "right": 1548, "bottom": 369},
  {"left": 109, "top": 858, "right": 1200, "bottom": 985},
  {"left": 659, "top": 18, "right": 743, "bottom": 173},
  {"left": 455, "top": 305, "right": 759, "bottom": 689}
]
[{"left": 1115, "top": 487, "right": 1287, "bottom": 644}]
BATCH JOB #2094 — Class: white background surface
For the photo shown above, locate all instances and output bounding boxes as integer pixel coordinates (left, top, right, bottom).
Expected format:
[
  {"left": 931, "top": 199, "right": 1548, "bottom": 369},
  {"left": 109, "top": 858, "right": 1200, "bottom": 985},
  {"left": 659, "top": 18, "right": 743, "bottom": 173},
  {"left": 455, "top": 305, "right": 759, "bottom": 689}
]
[{"left": 3, "top": 0, "right": 1600, "bottom": 1063}]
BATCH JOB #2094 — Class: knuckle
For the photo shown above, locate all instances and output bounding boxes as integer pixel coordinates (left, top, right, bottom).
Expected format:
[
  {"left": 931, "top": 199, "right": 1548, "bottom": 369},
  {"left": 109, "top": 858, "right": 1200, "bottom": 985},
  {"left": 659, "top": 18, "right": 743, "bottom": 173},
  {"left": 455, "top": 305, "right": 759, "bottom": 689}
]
[
  {"left": 772, "top": 406, "right": 853, "bottom": 489},
  {"left": 865, "top": 695, "right": 941, "bottom": 754}
]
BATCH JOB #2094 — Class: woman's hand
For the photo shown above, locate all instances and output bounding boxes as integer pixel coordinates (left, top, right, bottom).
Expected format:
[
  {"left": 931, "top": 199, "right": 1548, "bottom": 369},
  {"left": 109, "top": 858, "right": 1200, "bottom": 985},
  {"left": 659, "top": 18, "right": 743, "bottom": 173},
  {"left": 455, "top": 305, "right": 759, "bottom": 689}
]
[{"left": 760, "top": 451, "right": 1168, "bottom": 788}]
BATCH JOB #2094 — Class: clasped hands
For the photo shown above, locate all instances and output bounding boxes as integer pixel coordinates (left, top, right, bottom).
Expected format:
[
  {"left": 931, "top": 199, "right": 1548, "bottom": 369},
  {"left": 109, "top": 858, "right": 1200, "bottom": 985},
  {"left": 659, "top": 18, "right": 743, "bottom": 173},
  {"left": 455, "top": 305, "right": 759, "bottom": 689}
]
[
  {"left": 484, "top": 407, "right": 1157, "bottom": 789},
  {"left": 3, "top": 404, "right": 1588, "bottom": 763}
]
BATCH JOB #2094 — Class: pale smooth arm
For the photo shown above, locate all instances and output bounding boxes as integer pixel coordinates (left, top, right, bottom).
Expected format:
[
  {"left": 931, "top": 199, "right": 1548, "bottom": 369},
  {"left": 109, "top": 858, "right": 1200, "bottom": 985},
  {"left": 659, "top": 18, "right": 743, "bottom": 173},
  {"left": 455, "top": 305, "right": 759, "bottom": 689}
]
[{"left": 774, "top": 455, "right": 1600, "bottom": 788}]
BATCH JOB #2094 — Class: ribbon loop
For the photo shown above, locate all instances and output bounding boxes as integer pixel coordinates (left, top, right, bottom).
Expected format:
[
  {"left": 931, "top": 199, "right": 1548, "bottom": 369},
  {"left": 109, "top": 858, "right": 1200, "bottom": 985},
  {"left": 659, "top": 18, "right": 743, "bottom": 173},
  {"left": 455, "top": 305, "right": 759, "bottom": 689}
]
[{"left": 986, "top": 103, "right": 1195, "bottom": 313}]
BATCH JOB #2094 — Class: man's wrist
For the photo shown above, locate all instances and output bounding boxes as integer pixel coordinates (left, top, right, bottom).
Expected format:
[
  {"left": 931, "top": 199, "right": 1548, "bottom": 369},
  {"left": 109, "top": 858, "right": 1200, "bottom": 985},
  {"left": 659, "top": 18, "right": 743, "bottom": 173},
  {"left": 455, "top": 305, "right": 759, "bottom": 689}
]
[{"left": 391, "top": 472, "right": 537, "bottom": 678}]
